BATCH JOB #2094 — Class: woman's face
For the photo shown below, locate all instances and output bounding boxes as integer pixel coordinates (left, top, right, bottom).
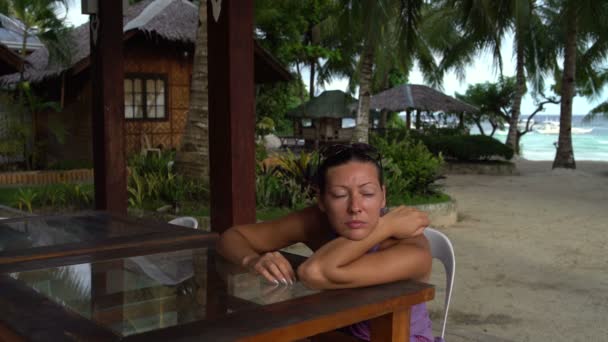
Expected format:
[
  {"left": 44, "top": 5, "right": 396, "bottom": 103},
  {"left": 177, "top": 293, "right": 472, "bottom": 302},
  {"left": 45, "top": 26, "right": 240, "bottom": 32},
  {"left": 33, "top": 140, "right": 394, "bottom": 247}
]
[{"left": 318, "top": 161, "right": 386, "bottom": 240}]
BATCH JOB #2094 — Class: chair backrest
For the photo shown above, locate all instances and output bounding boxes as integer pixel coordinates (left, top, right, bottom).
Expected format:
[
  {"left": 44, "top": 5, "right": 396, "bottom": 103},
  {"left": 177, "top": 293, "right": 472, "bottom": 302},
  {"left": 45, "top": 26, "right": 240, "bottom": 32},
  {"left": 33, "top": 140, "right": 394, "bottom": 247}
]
[
  {"left": 424, "top": 227, "right": 455, "bottom": 340},
  {"left": 168, "top": 216, "right": 198, "bottom": 229}
]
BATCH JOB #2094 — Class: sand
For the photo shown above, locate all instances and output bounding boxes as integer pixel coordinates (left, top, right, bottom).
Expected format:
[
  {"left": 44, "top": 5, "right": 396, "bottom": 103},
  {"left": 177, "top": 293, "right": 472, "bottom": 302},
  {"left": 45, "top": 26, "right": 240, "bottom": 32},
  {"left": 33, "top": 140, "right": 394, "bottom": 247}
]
[{"left": 428, "top": 159, "right": 608, "bottom": 341}]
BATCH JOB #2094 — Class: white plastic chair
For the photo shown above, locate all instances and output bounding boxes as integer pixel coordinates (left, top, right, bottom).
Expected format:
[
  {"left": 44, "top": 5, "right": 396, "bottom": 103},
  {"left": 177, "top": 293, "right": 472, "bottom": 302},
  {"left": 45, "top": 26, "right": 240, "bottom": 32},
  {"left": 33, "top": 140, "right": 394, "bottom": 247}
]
[
  {"left": 168, "top": 216, "right": 198, "bottom": 229},
  {"left": 424, "top": 227, "right": 455, "bottom": 341}
]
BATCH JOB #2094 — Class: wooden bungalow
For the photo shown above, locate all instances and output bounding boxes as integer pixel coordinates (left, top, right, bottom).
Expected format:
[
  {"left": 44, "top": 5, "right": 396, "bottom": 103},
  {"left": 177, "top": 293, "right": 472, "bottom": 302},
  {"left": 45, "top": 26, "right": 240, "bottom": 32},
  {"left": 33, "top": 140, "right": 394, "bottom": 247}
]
[
  {"left": 286, "top": 90, "right": 357, "bottom": 147},
  {"left": 0, "top": 0, "right": 290, "bottom": 166},
  {"left": 370, "top": 84, "right": 478, "bottom": 129}
]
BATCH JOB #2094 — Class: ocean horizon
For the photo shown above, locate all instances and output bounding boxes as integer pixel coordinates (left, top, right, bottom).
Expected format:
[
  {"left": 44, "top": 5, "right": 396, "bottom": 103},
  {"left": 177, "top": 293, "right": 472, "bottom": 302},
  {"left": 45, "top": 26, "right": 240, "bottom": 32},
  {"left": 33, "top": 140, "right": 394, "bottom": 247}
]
[{"left": 483, "top": 114, "right": 608, "bottom": 161}]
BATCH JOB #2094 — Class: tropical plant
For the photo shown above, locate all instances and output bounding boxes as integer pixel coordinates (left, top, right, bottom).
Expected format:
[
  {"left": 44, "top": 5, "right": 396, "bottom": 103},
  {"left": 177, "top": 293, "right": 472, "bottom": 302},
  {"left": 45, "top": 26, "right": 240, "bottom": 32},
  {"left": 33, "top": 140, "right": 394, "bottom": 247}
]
[
  {"left": 12, "top": 188, "right": 37, "bottom": 212},
  {"left": 542, "top": 0, "right": 608, "bottom": 169},
  {"left": 371, "top": 134, "right": 444, "bottom": 201},
  {"left": 0, "top": 0, "right": 73, "bottom": 78},
  {"left": 256, "top": 116, "right": 275, "bottom": 138},
  {"left": 255, "top": 82, "right": 305, "bottom": 136},
  {"left": 456, "top": 77, "right": 559, "bottom": 148},
  {"left": 39, "top": 185, "right": 66, "bottom": 207},
  {"left": 255, "top": 162, "right": 313, "bottom": 209},
  {"left": 422, "top": 135, "right": 514, "bottom": 161},
  {"left": 445, "top": 0, "right": 558, "bottom": 153},
  {"left": 255, "top": 0, "right": 339, "bottom": 98},
  {"left": 63, "top": 183, "right": 92, "bottom": 208},
  {"left": 327, "top": 0, "right": 440, "bottom": 144},
  {"left": 272, "top": 149, "right": 319, "bottom": 195},
  {"left": 0, "top": 0, "right": 73, "bottom": 169},
  {"left": 127, "top": 167, "right": 146, "bottom": 210}
]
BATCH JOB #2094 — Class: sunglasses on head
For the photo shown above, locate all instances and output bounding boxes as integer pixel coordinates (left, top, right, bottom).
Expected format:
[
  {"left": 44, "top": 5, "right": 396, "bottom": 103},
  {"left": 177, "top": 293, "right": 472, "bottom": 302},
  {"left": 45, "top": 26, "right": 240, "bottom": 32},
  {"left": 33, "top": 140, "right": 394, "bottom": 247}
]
[{"left": 319, "top": 143, "right": 382, "bottom": 166}]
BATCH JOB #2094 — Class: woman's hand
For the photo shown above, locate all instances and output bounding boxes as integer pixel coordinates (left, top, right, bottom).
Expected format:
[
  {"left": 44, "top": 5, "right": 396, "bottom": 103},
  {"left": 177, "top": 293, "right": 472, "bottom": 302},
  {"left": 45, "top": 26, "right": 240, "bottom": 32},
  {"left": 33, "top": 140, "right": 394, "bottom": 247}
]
[
  {"left": 242, "top": 252, "right": 296, "bottom": 285},
  {"left": 381, "top": 206, "right": 429, "bottom": 239}
]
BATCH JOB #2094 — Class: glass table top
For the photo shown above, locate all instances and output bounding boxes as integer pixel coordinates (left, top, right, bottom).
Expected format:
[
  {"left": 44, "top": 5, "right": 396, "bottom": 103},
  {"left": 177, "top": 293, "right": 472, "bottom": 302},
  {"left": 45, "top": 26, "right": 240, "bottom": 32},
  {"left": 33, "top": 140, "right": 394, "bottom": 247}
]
[
  {"left": 9, "top": 248, "right": 318, "bottom": 337},
  {"left": 0, "top": 213, "right": 185, "bottom": 252}
]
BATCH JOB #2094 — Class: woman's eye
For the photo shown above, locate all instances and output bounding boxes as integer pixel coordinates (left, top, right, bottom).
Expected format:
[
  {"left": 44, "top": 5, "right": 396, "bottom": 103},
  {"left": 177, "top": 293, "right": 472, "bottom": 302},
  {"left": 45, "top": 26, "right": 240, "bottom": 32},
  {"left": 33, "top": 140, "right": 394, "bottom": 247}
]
[
  {"left": 331, "top": 193, "right": 347, "bottom": 198},
  {"left": 362, "top": 193, "right": 375, "bottom": 197}
]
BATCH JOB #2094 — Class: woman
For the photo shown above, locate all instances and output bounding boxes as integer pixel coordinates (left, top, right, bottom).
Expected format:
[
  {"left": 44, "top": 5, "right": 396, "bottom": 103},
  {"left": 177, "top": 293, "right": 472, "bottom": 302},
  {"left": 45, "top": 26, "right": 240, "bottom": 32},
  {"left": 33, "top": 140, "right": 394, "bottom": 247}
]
[{"left": 217, "top": 143, "right": 435, "bottom": 341}]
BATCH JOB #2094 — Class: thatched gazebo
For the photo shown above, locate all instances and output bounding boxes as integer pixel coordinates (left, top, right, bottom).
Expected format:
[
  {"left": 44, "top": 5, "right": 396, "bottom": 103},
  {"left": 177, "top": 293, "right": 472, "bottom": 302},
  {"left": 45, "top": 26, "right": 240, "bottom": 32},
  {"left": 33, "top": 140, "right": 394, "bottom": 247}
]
[
  {"left": 370, "top": 84, "right": 478, "bottom": 129},
  {"left": 286, "top": 90, "right": 357, "bottom": 147}
]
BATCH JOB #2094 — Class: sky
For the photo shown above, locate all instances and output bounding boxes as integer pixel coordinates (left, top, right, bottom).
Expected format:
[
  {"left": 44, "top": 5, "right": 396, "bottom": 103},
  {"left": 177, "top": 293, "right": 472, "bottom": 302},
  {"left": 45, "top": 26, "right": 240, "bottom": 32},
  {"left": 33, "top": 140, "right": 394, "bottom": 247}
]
[{"left": 66, "top": 5, "right": 606, "bottom": 116}]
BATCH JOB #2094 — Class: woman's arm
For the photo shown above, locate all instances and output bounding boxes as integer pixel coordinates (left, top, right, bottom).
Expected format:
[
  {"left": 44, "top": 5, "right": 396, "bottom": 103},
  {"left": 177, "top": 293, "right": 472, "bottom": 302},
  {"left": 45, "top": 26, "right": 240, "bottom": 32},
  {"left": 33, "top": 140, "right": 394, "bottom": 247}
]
[
  {"left": 297, "top": 206, "right": 431, "bottom": 289},
  {"left": 216, "top": 206, "right": 324, "bottom": 284}
]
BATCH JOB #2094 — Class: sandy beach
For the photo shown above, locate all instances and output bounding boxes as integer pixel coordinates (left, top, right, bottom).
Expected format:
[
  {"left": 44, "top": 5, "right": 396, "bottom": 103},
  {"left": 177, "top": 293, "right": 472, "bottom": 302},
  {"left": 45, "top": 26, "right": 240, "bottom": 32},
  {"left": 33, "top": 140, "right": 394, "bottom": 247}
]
[{"left": 428, "top": 159, "right": 608, "bottom": 341}]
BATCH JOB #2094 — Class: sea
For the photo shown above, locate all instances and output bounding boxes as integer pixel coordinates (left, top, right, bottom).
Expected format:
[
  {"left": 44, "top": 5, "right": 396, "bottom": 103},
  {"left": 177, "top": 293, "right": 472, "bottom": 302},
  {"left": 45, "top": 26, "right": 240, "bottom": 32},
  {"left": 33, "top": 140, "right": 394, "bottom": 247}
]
[
  {"left": 472, "top": 114, "right": 608, "bottom": 161},
  {"left": 349, "top": 114, "right": 608, "bottom": 161}
]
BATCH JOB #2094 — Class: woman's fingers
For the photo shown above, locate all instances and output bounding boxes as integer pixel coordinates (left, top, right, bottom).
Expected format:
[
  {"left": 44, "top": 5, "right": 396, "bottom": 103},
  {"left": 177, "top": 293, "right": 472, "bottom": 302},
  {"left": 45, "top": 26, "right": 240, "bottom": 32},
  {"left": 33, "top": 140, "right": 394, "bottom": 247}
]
[
  {"left": 252, "top": 252, "right": 295, "bottom": 285},
  {"left": 272, "top": 252, "right": 296, "bottom": 283},
  {"left": 255, "top": 263, "right": 280, "bottom": 284},
  {"left": 384, "top": 206, "right": 430, "bottom": 239}
]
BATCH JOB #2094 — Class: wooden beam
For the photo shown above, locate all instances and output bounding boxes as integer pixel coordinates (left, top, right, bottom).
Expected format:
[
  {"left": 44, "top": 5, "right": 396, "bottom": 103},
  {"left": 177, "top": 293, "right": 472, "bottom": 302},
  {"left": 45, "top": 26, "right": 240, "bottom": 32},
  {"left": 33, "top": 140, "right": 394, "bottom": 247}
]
[
  {"left": 90, "top": 1, "right": 127, "bottom": 214},
  {"left": 207, "top": 0, "right": 256, "bottom": 233}
]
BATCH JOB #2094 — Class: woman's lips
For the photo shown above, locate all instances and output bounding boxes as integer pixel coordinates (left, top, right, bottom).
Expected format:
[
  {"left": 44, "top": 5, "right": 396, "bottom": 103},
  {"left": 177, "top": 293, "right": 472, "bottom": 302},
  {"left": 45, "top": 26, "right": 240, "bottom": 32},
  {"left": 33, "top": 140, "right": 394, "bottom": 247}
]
[{"left": 345, "top": 220, "right": 366, "bottom": 229}]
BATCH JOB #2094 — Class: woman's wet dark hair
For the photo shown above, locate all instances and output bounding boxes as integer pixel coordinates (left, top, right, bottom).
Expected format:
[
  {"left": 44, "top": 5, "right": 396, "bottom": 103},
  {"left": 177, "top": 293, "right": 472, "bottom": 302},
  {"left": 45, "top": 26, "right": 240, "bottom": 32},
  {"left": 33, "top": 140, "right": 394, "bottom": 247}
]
[{"left": 316, "top": 143, "right": 384, "bottom": 194}]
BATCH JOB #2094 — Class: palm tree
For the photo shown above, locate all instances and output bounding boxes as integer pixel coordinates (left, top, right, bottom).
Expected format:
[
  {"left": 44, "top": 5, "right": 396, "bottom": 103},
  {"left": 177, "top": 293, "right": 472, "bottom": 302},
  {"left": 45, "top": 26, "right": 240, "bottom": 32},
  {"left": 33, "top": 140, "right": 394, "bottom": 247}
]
[
  {"left": 0, "top": 0, "right": 72, "bottom": 169},
  {"left": 0, "top": 0, "right": 72, "bottom": 82},
  {"left": 446, "top": 0, "right": 554, "bottom": 154},
  {"left": 542, "top": 0, "right": 608, "bottom": 169},
  {"left": 330, "top": 0, "right": 434, "bottom": 143},
  {"left": 174, "top": 1, "right": 209, "bottom": 182}
]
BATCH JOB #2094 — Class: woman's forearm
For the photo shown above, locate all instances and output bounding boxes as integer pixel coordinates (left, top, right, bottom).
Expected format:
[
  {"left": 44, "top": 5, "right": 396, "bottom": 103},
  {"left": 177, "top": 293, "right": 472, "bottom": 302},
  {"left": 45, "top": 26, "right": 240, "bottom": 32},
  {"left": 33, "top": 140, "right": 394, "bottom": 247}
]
[
  {"left": 216, "top": 228, "right": 261, "bottom": 267},
  {"left": 297, "top": 221, "right": 393, "bottom": 287}
]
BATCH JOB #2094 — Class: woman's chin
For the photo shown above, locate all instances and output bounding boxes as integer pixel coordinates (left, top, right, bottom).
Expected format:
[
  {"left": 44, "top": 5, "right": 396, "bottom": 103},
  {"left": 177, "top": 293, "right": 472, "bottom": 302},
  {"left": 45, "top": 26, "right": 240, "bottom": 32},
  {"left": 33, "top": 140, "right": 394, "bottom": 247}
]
[{"left": 343, "top": 228, "right": 371, "bottom": 241}]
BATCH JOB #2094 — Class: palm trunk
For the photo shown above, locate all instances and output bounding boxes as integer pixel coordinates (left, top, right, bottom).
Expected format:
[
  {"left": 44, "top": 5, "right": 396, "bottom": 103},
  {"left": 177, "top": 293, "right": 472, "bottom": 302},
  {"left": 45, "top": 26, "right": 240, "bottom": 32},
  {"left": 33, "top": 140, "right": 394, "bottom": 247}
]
[
  {"left": 309, "top": 60, "right": 315, "bottom": 99},
  {"left": 553, "top": 13, "right": 576, "bottom": 169},
  {"left": 19, "top": 29, "right": 30, "bottom": 169},
  {"left": 506, "top": 34, "right": 525, "bottom": 154},
  {"left": 352, "top": 44, "right": 374, "bottom": 143},
  {"left": 174, "top": 2, "right": 210, "bottom": 182}
]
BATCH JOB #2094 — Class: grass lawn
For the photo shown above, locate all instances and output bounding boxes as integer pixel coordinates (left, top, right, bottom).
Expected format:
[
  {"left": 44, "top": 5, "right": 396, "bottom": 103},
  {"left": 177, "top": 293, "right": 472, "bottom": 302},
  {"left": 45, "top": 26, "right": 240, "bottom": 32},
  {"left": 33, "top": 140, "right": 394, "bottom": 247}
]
[
  {"left": 0, "top": 184, "right": 95, "bottom": 209},
  {"left": 0, "top": 187, "right": 17, "bottom": 206},
  {"left": 399, "top": 192, "right": 452, "bottom": 206}
]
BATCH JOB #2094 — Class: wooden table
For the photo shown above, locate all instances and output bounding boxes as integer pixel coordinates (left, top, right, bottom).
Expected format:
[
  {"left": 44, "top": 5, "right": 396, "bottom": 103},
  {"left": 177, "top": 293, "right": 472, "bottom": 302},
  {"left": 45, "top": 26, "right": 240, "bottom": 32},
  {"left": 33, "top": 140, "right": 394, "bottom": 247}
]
[
  {"left": 0, "top": 212, "right": 216, "bottom": 273},
  {"left": 0, "top": 246, "right": 434, "bottom": 341}
]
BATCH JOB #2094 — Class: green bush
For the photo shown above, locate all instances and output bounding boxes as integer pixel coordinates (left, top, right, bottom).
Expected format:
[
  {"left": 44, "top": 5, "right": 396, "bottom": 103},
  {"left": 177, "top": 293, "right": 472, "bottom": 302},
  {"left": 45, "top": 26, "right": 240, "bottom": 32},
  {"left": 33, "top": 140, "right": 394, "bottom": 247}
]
[
  {"left": 255, "top": 163, "right": 313, "bottom": 209},
  {"left": 421, "top": 135, "right": 514, "bottom": 161},
  {"left": 272, "top": 149, "right": 319, "bottom": 195},
  {"left": 128, "top": 150, "right": 175, "bottom": 176},
  {"left": 254, "top": 149, "right": 319, "bottom": 209},
  {"left": 371, "top": 134, "right": 444, "bottom": 204},
  {"left": 126, "top": 151, "right": 208, "bottom": 212},
  {"left": 11, "top": 183, "right": 95, "bottom": 211}
]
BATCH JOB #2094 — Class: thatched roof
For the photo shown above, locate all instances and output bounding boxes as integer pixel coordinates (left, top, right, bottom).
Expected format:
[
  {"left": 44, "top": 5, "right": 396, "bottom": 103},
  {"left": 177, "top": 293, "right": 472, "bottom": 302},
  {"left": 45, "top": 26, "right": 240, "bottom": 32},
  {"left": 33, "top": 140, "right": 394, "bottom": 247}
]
[
  {"left": 287, "top": 90, "right": 357, "bottom": 119},
  {"left": 370, "top": 84, "right": 478, "bottom": 113},
  {"left": 0, "top": 14, "right": 43, "bottom": 51},
  {"left": 0, "top": 43, "right": 23, "bottom": 75},
  {"left": 0, "top": 0, "right": 290, "bottom": 85}
]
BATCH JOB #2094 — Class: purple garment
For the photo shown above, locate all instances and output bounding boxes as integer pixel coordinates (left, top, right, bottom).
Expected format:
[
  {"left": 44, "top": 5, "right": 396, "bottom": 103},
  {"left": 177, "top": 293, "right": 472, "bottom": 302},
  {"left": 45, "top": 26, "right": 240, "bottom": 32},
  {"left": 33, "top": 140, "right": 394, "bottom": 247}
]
[
  {"left": 328, "top": 228, "right": 438, "bottom": 341},
  {"left": 344, "top": 302, "right": 439, "bottom": 342}
]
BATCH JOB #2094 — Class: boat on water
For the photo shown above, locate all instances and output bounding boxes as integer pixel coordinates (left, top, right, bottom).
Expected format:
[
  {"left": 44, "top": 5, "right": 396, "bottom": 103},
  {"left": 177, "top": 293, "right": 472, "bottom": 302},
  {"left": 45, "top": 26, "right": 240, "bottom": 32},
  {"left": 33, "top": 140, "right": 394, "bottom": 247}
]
[
  {"left": 496, "top": 119, "right": 534, "bottom": 134},
  {"left": 534, "top": 121, "right": 593, "bottom": 134}
]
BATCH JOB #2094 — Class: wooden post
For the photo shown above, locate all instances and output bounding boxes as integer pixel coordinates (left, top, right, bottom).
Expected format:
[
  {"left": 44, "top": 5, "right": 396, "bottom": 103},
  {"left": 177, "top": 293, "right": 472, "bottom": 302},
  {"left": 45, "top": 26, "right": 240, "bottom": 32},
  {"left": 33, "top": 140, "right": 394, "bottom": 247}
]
[
  {"left": 90, "top": 1, "right": 127, "bottom": 215},
  {"left": 208, "top": 0, "right": 256, "bottom": 233},
  {"left": 370, "top": 308, "right": 410, "bottom": 341}
]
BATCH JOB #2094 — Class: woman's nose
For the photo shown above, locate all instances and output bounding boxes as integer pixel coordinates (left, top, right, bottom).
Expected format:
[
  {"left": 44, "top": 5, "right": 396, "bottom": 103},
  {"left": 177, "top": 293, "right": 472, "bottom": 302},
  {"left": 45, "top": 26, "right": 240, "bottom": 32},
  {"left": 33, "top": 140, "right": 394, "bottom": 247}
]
[{"left": 348, "top": 196, "right": 362, "bottom": 213}]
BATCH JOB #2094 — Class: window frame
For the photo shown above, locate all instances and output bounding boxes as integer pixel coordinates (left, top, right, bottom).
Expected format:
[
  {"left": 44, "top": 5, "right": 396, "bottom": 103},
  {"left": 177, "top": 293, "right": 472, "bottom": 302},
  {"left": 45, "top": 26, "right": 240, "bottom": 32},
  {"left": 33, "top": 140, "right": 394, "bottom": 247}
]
[{"left": 124, "top": 73, "right": 169, "bottom": 121}]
